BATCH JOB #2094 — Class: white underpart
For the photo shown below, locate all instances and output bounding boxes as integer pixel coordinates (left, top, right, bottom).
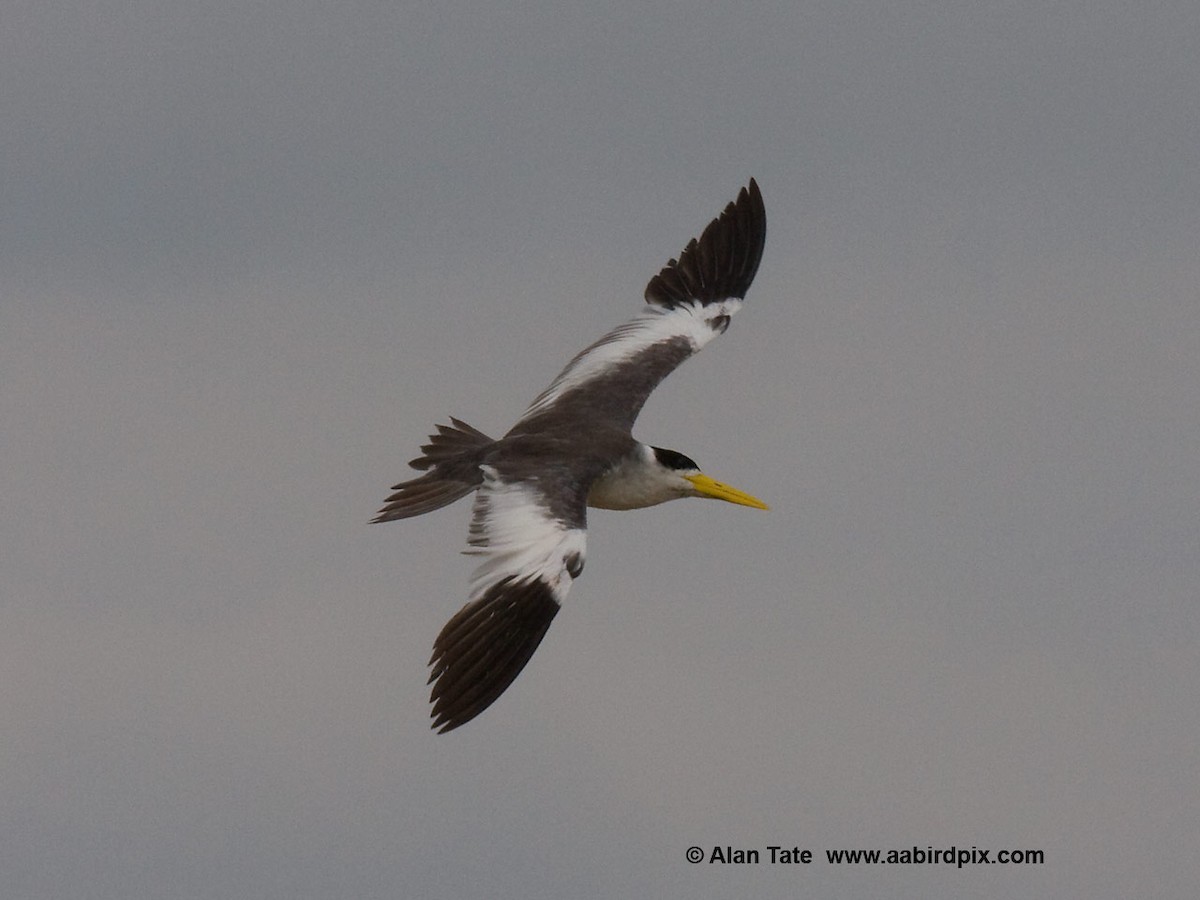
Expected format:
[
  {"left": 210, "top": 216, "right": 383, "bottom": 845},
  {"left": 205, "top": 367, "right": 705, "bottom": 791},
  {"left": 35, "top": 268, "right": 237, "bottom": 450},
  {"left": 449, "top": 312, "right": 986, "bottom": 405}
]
[
  {"left": 587, "top": 444, "right": 691, "bottom": 510},
  {"left": 520, "top": 298, "right": 742, "bottom": 420},
  {"left": 464, "top": 466, "right": 588, "bottom": 606}
]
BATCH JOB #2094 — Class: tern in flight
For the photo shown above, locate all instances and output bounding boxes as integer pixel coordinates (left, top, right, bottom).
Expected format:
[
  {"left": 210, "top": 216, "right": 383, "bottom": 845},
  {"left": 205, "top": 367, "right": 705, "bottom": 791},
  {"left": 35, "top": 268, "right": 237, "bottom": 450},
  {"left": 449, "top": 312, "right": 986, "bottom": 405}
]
[{"left": 375, "top": 180, "right": 768, "bottom": 731}]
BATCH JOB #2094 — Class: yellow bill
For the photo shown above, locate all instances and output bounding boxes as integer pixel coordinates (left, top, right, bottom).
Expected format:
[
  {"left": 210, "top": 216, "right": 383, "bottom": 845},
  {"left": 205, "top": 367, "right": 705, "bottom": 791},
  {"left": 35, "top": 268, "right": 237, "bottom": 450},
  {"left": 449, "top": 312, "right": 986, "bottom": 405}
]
[{"left": 685, "top": 473, "right": 769, "bottom": 510}]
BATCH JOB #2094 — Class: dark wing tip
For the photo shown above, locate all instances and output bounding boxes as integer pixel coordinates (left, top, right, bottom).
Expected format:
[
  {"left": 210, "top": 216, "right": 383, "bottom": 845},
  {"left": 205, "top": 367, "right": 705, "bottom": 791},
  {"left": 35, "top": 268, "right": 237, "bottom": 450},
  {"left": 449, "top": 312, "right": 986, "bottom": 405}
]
[
  {"left": 644, "top": 178, "right": 767, "bottom": 309},
  {"left": 428, "top": 577, "right": 560, "bottom": 733}
]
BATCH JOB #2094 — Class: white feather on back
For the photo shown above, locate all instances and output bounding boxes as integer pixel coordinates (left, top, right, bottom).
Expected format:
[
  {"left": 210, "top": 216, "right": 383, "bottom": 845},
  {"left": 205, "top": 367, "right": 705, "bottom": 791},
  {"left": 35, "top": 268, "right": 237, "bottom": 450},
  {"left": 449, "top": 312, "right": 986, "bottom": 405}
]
[
  {"left": 465, "top": 466, "right": 588, "bottom": 605},
  {"left": 519, "top": 298, "right": 742, "bottom": 421}
]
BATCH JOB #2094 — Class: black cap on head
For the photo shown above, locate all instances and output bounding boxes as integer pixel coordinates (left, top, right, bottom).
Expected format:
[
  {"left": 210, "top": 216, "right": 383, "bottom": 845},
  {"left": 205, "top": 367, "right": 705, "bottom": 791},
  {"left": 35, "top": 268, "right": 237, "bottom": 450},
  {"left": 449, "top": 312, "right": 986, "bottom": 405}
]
[{"left": 652, "top": 447, "right": 700, "bottom": 472}]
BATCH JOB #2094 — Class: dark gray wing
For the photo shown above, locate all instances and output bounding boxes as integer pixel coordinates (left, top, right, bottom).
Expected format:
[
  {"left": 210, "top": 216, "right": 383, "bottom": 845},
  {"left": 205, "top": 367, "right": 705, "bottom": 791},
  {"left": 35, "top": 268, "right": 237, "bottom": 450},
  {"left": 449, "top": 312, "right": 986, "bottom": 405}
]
[
  {"left": 514, "top": 180, "right": 766, "bottom": 435},
  {"left": 428, "top": 466, "right": 588, "bottom": 732}
]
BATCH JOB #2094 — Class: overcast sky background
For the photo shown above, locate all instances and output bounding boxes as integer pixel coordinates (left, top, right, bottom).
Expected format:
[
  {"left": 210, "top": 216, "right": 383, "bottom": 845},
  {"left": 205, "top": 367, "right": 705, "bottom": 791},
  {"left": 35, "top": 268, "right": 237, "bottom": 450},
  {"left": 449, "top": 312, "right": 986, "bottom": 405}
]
[{"left": 3, "top": 1, "right": 1199, "bottom": 897}]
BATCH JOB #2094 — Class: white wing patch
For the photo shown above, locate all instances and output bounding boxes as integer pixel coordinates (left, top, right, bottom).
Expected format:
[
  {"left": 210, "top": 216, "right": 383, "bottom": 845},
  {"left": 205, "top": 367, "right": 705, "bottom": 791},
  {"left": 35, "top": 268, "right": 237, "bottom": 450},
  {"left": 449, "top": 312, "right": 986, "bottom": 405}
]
[
  {"left": 520, "top": 298, "right": 742, "bottom": 420},
  {"left": 465, "top": 467, "right": 588, "bottom": 605}
]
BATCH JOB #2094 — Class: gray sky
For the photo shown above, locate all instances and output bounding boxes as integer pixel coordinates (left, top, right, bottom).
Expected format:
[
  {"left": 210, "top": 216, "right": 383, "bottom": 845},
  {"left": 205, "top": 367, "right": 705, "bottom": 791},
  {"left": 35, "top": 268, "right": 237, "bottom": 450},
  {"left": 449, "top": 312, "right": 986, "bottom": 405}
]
[{"left": 3, "top": 1, "right": 1198, "bottom": 897}]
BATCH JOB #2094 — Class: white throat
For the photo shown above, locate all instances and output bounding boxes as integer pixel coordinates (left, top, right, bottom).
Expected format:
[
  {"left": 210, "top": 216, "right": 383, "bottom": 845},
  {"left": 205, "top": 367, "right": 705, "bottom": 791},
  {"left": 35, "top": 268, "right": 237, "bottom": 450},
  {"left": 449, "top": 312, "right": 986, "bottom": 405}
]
[{"left": 586, "top": 445, "right": 689, "bottom": 510}]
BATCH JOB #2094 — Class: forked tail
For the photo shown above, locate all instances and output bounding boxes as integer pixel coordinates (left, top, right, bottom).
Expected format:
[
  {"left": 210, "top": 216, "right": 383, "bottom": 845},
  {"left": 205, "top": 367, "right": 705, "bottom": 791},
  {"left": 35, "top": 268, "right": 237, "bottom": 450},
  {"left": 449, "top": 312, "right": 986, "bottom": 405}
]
[{"left": 372, "top": 418, "right": 493, "bottom": 522}]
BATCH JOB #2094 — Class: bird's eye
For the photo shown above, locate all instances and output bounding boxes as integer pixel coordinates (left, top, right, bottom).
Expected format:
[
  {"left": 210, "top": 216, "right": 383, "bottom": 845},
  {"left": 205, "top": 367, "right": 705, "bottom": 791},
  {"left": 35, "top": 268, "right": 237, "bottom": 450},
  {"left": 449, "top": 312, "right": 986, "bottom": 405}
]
[{"left": 710, "top": 314, "right": 731, "bottom": 333}]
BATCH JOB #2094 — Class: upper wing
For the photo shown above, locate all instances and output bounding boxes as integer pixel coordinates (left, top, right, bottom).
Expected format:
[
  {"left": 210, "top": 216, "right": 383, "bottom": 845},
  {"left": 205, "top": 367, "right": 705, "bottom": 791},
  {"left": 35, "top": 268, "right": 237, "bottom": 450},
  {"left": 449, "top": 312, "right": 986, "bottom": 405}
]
[
  {"left": 427, "top": 465, "right": 588, "bottom": 732},
  {"left": 514, "top": 180, "right": 766, "bottom": 434}
]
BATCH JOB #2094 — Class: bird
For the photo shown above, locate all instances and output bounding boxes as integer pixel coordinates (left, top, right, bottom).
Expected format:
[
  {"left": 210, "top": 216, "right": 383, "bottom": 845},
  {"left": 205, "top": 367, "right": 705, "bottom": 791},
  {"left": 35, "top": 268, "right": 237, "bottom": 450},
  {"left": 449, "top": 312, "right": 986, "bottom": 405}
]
[{"left": 374, "top": 179, "right": 768, "bottom": 732}]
